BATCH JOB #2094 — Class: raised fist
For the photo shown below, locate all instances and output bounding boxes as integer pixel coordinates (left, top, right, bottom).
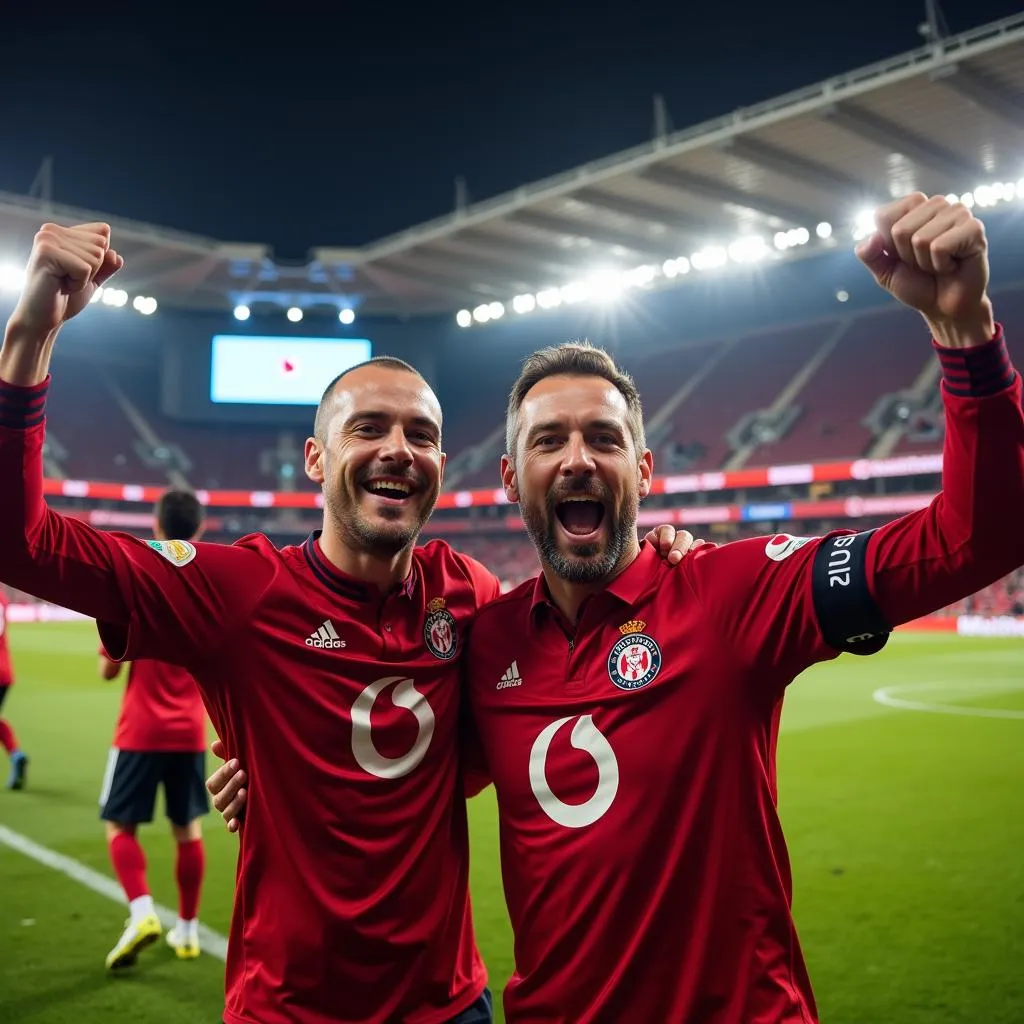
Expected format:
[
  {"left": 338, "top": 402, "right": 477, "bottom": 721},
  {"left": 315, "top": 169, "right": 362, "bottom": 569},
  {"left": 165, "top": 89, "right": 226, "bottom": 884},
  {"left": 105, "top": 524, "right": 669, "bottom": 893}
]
[
  {"left": 856, "top": 194, "right": 992, "bottom": 335},
  {"left": 12, "top": 223, "right": 124, "bottom": 337}
]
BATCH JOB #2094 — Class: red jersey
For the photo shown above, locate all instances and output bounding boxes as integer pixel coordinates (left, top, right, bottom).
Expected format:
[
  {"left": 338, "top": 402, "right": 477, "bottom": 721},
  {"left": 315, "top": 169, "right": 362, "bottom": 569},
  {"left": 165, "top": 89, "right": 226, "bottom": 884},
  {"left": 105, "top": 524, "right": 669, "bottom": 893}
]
[
  {"left": 0, "top": 377, "right": 501, "bottom": 1024},
  {"left": 103, "top": 648, "right": 207, "bottom": 752},
  {"left": 465, "top": 333, "right": 1024, "bottom": 1024},
  {"left": 0, "top": 590, "right": 12, "bottom": 686}
]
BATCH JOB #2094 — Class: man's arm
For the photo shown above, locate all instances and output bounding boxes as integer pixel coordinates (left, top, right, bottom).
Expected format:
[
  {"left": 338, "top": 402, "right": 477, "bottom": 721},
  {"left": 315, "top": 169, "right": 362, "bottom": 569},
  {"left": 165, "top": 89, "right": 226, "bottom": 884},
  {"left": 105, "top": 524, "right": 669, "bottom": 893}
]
[
  {"left": 0, "top": 224, "right": 273, "bottom": 669},
  {"left": 98, "top": 654, "right": 123, "bottom": 681},
  {"left": 686, "top": 195, "right": 1024, "bottom": 680}
]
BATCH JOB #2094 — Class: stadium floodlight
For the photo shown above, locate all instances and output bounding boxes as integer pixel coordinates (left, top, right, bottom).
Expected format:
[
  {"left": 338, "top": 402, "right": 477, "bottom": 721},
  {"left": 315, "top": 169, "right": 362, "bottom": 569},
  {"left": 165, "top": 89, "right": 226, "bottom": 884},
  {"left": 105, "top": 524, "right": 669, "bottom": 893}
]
[
  {"left": 973, "top": 184, "right": 996, "bottom": 208},
  {"left": 472, "top": 303, "right": 491, "bottom": 323},
  {"left": 465, "top": 174, "right": 1024, "bottom": 329},
  {"left": 691, "top": 246, "right": 727, "bottom": 271},
  {"left": 588, "top": 269, "right": 624, "bottom": 302},
  {"left": 836, "top": 289, "right": 849, "bottom": 303},
  {"left": 487, "top": 301, "right": 505, "bottom": 319},
  {"left": 90, "top": 287, "right": 104, "bottom": 304},
  {"left": 338, "top": 307, "right": 355, "bottom": 325},
  {"left": 727, "top": 236, "right": 769, "bottom": 263},
  {"left": 233, "top": 304, "right": 251, "bottom": 321},
  {"left": 456, "top": 308, "right": 472, "bottom": 327},
  {"left": 0, "top": 264, "right": 25, "bottom": 292},
  {"left": 286, "top": 306, "right": 303, "bottom": 323},
  {"left": 560, "top": 281, "right": 590, "bottom": 304},
  {"left": 102, "top": 288, "right": 128, "bottom": 307},
  {"left": 132, "top": 295, "right": 158, "bottom": 316},
  {"left": 852, "top": 208, "right": 877, "bottom": 241}
]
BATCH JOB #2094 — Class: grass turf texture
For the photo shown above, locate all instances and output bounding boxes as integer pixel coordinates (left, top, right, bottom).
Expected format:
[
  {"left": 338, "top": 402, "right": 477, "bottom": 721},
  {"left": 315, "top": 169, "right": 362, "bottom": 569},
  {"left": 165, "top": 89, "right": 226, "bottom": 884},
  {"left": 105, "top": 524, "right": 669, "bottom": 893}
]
[{"left": 0, "top": 622, "right": 1021, "bottom": 1023}]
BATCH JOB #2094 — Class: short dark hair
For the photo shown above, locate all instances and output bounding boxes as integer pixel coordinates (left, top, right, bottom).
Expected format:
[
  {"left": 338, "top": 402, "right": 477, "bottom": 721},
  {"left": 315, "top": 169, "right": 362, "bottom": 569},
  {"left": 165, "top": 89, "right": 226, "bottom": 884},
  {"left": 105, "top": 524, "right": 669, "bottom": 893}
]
[
  {"left": 505, "top": 341, "right": 646, "bottom": 460},
  {"left": 155, "top": 489, "right": 203, "bottom": 541},
  {"left": 313, "top": 355, "right": 426, "bottom": 441}
]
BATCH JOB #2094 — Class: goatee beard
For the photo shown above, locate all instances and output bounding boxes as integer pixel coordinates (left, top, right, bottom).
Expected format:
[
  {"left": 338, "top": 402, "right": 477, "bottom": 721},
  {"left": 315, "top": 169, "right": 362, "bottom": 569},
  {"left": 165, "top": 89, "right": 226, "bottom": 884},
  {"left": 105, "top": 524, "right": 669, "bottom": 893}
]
[{"left": 521, "top": 488, "right": 635, "bottom": 584}]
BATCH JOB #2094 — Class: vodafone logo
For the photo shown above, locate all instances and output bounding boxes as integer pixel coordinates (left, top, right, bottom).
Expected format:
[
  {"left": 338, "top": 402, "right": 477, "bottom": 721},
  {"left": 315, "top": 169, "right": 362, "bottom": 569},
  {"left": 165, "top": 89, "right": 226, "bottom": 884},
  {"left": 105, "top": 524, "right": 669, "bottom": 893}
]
[
  {"left": 350, "top": 676, "right": 435, "bottom": 780},
  {"left": 529, "top": 715, "right": 619, "bottom": 829},
  {"left": 764, "top": 533, "right": 814, "bottom": 562}
]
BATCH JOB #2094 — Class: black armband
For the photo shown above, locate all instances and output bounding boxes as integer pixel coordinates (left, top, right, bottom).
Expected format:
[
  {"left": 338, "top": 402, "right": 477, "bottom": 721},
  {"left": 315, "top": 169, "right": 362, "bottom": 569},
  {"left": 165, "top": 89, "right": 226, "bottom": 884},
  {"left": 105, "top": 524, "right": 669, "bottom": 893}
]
[{"left": 811, "top": 530, "right": 891, "bottom": 656}]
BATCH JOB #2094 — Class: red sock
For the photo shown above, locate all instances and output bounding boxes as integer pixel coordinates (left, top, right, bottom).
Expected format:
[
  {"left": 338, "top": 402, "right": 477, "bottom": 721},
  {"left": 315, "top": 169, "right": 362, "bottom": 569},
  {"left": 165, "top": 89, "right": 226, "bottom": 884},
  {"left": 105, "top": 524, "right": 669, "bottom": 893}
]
[
  {"left": 0, "top": 719, "right": 17, "bottom": 754},
  {"left": 175, "top": 838, "right": 205, "bottom": 920},
  {"left": 108, "top": 832, "right": 149, "bottom": 902}
]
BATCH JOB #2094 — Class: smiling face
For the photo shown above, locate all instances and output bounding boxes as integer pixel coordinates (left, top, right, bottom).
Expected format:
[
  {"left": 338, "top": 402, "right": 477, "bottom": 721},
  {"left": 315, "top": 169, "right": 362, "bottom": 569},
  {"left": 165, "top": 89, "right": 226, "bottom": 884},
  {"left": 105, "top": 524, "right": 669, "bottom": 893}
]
[
  {"left": 305, "top": 364, "right": 445, "bottom": 556},
  {"left": 503, "top": 373, "right": 652, "bottom": 584}
]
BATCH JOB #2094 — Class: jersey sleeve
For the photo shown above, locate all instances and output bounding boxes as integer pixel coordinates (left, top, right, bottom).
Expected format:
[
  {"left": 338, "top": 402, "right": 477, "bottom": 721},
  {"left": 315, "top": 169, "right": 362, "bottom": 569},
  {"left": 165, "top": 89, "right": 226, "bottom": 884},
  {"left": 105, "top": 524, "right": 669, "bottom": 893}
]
[
  {"left": 685, "top": 328, "right": 1024, "bottom": 684},
  {"left": 0, "top": 377, "right": 275, "bottom": 674}
]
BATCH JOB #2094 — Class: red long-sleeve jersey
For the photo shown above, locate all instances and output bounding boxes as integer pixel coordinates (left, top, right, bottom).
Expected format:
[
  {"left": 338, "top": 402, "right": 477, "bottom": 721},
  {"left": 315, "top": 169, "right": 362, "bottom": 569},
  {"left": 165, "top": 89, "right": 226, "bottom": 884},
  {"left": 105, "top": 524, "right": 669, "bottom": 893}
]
[
  {"left": 0, "top": 378, "right": 499, "bottom": 1023},
  {"left": 464, "top": 330, "right": 1024, "bottom": 1023}
]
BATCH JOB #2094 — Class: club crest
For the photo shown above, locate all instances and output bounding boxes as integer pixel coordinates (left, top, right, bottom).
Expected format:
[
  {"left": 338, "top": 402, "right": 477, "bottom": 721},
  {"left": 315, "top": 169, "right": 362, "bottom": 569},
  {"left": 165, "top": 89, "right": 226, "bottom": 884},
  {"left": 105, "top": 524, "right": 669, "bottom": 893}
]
[
  {"left": 607, "top": 619, "right": 662, "bottom": 691},
  {"left": 424, "top": 597, "right": 458, "bottom": 661}
]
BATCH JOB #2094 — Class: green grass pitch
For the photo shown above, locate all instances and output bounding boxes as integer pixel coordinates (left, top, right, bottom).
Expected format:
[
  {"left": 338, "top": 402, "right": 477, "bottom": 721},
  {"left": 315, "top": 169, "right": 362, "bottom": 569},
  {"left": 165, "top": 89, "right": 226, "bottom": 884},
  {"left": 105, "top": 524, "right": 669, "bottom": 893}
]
[{"left": 0, "top": 621, "right": 1021, "bottom": 1023}]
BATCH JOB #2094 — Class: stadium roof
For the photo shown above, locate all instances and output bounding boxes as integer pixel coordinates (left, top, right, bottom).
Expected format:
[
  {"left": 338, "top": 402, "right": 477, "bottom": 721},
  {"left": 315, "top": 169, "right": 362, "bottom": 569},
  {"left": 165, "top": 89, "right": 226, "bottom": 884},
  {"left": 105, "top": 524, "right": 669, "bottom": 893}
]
[{"left": 2, "top": 10, "right": 1023, "bottom": 322}]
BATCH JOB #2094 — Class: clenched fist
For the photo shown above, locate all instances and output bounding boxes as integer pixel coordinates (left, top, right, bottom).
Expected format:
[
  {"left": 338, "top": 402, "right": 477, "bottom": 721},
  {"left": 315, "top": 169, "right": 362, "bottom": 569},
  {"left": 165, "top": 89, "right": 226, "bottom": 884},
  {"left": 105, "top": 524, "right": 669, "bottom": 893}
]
[
  {"left": 12, "top": 223, "right": 124, "bottom": 338},
  {"left": 856, "top": 194, "right": 994, "bottom": 347},
  {"left": 1, "top": 223, "right": 124, "bottom": 385}
]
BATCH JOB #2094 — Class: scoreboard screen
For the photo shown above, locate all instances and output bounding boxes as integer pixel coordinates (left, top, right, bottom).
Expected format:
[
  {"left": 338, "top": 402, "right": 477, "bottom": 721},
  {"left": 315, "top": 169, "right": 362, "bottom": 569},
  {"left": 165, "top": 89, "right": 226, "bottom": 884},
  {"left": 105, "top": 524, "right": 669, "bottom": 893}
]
[{"left": 209, "top": 335, "right": 372, "bottom": 406}]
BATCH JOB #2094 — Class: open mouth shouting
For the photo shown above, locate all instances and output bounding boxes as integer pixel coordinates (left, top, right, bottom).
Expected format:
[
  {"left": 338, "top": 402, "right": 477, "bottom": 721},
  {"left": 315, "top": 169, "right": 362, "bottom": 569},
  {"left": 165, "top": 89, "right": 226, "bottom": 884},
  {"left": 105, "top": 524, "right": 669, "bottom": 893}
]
[{"left": 554, "top": 494, "right": 607, "bottom": 544}]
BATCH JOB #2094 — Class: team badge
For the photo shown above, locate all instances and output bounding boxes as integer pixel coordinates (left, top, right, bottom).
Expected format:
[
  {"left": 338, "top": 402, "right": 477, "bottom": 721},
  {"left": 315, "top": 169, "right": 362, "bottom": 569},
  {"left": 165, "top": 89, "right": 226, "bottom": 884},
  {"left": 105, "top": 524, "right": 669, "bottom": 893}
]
[
  {"left": 423, "top": 597, "right": 458, "bottom": 661},
  {"left": 764, "top": 534, "right": 813, "bottom": 562},
  {"left": 607, "top": 619, "right": 662, "bottom": 691},
  {"left": 146, "top": 539, "right": 197, "bottom": 567}
]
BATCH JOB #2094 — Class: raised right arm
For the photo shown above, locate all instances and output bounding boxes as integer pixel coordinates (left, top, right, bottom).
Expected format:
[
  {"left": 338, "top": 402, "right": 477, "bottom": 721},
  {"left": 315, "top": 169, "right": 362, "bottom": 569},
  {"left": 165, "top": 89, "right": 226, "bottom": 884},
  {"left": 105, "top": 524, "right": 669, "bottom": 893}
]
[{"left": 0, "top": 223, "right": 271, "bottom": 670}]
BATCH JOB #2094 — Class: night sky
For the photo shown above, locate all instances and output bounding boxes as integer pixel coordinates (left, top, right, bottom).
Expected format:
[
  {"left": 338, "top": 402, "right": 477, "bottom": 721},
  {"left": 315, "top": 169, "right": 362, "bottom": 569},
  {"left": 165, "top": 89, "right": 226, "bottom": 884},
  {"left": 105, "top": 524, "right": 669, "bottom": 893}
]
[{"left": 1, "top": 0, "right": 1020, "bottom": 259}]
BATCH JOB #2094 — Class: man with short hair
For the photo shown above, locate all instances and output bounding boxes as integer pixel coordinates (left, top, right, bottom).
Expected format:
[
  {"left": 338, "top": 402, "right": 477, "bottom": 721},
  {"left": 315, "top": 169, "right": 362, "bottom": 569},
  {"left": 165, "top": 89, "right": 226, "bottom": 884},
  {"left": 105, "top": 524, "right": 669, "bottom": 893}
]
[
  {"left": 461, "top": 193, "right": 1024, "bottom": 1022},
  {"left": 0, "top": 222, "right": 694, "bottom": 1024},
  {"left": 98, "top": 488, "right": 209, "bottom": 970},
  {"left": 0, "top": 587, "right": 28, "bottom": 790}
]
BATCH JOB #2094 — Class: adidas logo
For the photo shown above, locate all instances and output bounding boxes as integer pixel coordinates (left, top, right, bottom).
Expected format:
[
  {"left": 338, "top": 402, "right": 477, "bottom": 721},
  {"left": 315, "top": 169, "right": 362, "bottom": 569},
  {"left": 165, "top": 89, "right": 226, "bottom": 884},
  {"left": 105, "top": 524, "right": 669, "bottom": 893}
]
[
  {"left": 497, "top": 661, "right": 522, "bottom": 689},
  {"left": 306, "top": 619, "right": 346, "bottom": 649}
]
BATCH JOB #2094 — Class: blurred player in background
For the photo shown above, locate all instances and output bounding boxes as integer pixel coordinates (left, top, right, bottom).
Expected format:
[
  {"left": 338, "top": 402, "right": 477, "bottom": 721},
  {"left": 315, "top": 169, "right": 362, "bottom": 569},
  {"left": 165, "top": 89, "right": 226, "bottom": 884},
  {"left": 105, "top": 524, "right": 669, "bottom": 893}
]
[
  {"left": 98, "top": 490, "right": 209, "bottom": 970},
  {"left": 0, "top": 587, "right": 28, "bottom": 790}
]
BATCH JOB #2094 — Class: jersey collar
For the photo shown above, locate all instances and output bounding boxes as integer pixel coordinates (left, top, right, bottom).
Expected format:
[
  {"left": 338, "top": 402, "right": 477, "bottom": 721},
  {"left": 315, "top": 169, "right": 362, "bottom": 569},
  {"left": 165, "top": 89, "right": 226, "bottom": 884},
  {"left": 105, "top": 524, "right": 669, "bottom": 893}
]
[
  {"left": 529, "top": 541, "right": 659, "bottom": 623},
  {"left": 302, "top": 532, "right": 418, "bottom": 602}
]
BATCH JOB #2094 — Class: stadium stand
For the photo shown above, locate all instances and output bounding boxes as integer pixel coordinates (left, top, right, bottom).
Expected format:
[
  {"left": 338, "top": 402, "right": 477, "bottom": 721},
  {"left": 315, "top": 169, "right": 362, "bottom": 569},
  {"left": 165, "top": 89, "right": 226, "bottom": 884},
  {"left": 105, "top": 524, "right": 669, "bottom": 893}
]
[{"left": 32, "top": 281, "right": 1024, "bottom": 496}]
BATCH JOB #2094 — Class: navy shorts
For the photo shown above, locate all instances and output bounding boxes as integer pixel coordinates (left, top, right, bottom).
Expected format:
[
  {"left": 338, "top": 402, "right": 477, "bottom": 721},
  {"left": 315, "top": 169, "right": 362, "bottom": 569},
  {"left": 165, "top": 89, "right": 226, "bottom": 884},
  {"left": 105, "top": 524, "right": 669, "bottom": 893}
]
[
  {"left": 448, "top": 988, "right": 493, "bottom": 1024},
  {"left": 99, "top": 749, "right": 209, "bottom": 827}
]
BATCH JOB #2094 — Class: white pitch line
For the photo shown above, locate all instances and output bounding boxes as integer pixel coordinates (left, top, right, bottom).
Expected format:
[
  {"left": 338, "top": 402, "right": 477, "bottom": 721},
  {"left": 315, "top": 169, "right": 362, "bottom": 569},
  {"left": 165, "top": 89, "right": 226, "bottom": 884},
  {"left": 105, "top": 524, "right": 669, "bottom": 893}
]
[
  {"left": 0, "top": 824, "right": 228, "bottom": 961},
  {"left": 872, "top": 682, "right": 1024, "bottom": 720}
]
